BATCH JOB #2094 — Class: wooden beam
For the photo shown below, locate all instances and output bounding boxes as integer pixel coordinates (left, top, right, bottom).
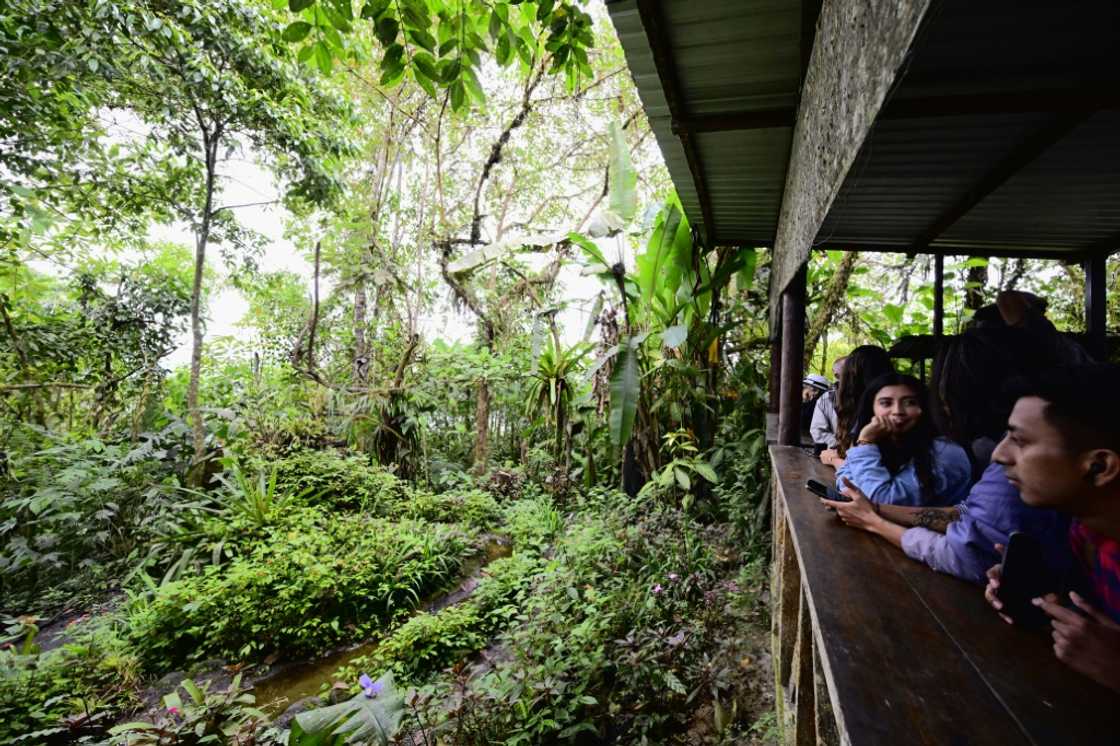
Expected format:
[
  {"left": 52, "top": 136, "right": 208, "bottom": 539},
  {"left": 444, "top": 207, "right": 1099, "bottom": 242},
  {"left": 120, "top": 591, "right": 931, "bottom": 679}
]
[
  {"left": 778, "top": 265, "right": 807, "bottom": 446},
  {"left": 1085, "top": 254, "right": 1107, "bottom": 360},
  {"left": 913, "top": 113, "right": 1093, "bottom": 250},
  {"left": 933, "top": 254, "right": 944, "bottom": 337},
  {"left": 770, "top": 0, "right": 933, "bottom": 320},
  {"left": 634, "top": 0, "right": 715, "bottom": 245}
]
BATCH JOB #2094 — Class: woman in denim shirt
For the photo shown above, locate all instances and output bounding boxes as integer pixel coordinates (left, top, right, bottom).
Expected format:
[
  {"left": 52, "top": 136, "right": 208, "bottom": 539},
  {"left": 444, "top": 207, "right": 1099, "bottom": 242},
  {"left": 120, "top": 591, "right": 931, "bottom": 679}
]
[
  {"left": 823, "top": 328, "right": 1073, "bottom": 584},
  {"left": 836, "top": 373, "right": 971, "bottom": 507}
]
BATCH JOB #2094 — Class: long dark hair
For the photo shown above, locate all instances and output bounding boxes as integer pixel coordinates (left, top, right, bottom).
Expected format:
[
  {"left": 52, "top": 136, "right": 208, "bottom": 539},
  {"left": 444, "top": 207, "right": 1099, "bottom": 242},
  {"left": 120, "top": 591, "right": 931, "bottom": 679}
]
[
  {"left": 836, "top": 345, "right": 894, "bottom": 455},
  {"left": 931, "top": 326, "right": 1065, "bottom": 447},
  {"left": 855, "top": 372, "right": 937, "bottom": 500}
]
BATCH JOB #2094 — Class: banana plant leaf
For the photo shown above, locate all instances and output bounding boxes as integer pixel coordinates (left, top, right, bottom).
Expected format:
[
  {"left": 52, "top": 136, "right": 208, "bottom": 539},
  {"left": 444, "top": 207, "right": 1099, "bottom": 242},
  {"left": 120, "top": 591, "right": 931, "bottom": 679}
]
[
  {"left": 289, "top": 674, "right": 404, "bottom": 745},
  {"left": 609, "top": 335, "right": 641, "bottom": 447}
]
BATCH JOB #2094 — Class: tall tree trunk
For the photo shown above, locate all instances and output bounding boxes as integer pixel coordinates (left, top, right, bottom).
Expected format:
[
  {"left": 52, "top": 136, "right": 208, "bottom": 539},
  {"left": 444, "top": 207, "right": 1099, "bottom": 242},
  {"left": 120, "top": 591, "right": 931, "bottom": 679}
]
[
  {"left": 188, "top": 128, "right": 220, "bottom": 466},
  {"left": 473, "top": 377, "right": 490, "bottom": 474},
  {"left": 804, "top": 252, "right": 858, "bottom": 368},
  {"left": 352, "top": 278, "right": 368, "bottom": 384}
]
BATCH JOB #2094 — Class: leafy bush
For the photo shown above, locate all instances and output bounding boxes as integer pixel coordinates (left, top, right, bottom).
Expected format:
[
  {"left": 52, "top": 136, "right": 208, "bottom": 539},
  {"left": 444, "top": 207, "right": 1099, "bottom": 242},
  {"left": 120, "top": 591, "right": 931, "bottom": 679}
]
[
  {"left": 342, "top": 553, "right": 542, "bottom": 684},
  {"left": 126, "top": 508, "right": 470, "bottom": 670},
  {"left": 399, "top": 488, "right": 501, "bottom": 530},
  {"left": 424, "top": 495, "right": 752, "bottom": 744},
  {"left": 269, "top": 449, "right": 407, "bottom": 512},
  {"left": 0, "top": 436, "right": 177, "bottom": 612},
  {"left": 109, "top": 675, "right": 268, "bottom": 745},
  {"left": 0, "top": 619, "right": 140, "bottom": 744}
]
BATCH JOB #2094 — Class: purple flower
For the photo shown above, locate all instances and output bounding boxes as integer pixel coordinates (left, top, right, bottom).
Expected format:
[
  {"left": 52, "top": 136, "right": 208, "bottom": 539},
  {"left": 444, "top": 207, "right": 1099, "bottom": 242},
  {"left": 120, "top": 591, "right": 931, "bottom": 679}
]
[
  {"left": 667, "top": 573, "right": 679, "bottom": 581},
  {"left": 167, "top": 706, "right": 181, "bottom": 717},
  {"left": 652, "top": 584, "right": 664, "bottom": 595},
  {"left": 359, "top": 673, "right": 383, "bottom": 698}
]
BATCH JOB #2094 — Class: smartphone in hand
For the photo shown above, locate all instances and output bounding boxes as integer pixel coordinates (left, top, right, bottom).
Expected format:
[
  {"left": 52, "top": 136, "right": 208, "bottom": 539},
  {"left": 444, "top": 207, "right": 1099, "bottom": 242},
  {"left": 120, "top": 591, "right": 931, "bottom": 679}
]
[
  {"left": 806, "top": 479, "right": 850, "bottom": 502},
  {"left": 997, "top": 532, "right": 1053, "bottom": 628}
]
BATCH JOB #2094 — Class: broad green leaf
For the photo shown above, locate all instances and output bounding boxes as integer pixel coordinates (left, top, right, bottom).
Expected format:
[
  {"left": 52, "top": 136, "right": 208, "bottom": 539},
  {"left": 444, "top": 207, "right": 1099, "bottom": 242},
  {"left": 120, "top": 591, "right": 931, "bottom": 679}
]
[
  {"left": 638, "top": 204, "right": 683, "bottom": 304},
  {"left": 282, "top": 21, "right": 312, "bottom": 42},
  {"left": 375, "top": 17, "right": 399, "bottom": 45},
  {"left": 607, "top": 119, "right": 637, "bottom": 223},
  {"left": 569, "top": 232, "right": 610, "bottom": 271},
  {"left": 882, "top": 303, "right": 904, "bottom": 325},
  {"left": 674, "top": 467, "right": 690, "bottom": 491},
  {"left": 737, "top": 247, "right": 758, "bottom": 294},
  {"left": 180, "top": 678, "right": 204, "bottom": 704},
  {"left": 313, "top": 41, "right": 333, "bottom": 74},
  {"left": 290, "top": 0, "right": 316, "bottom": 11},
  {"left": 361, "top": 0, "right": 390, "bottom": 19},
  {"left": 608, "top": 336, "right": 640, "bottom": 447},
  {"left": 693, "top": 462, "right": 718, "bottom": 483},
  {"left": 291, "top": 673, "right": 404, "bottom": 745},
  {"left": 450, "top": 79, "right": 466, "bottom": 110}
]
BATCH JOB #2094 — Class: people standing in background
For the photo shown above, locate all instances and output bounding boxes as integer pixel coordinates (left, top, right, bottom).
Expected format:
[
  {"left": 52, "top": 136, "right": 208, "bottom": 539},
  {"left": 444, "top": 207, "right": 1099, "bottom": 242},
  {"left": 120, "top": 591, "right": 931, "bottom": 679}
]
[
  {"left": 801, "top": 374, "right": 830, "bottom": 435},
  {"left": 820, "top": 346, "right": 893, "bottom": 469},
  {"left": 811, "top": 356, "right": 846, "bottom": 449}
]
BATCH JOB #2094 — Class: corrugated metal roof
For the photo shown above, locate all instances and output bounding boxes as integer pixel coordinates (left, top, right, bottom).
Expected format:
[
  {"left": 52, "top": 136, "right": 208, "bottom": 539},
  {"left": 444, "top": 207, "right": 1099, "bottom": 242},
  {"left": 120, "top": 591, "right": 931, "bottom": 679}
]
[
  {"left": 606, "top": 0, "right": 801, "bottom": 245},
  {"left": 608, "top": 0, "right": 1120, "bottom": 258}
]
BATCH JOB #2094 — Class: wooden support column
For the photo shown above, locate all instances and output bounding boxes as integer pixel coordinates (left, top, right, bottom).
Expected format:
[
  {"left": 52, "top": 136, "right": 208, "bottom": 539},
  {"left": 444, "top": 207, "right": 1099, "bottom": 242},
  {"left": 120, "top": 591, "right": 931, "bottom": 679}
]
[
  {"left": 933, "top": 253, "right": 945, "bottom": 337},
  {"left": 769, "top": 334, "right": 783, "bottom": 414},
  {"left": 778, "top": 265, "right": 807, "bottom": 446},
  {"left": 1085, "top": 254, "right": 1107, "bottom": 360}
]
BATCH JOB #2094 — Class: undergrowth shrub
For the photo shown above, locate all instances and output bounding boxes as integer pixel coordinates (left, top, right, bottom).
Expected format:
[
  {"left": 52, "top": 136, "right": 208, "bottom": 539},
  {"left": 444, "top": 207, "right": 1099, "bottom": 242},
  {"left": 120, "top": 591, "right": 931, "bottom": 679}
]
[
  {"left": 425, "top": 494, "right": 756, "bottom": 744},
  {"left": 126, "top": 508, "right": 470, "bottom": 671},
  {"left": 269, "top": 449, "right": 406, "bottom": 512},
  {"left": 0, "top": 436, "right": 177, "bottom": 613},
  {"left": 0, "top": 620, "right": 140, "bottom": 744},
  {"left": 341, "top": 552, "right": 543, "bottom": 684},
  {"left": 399, "top": 488, "right": 501, "bottom": 530}
]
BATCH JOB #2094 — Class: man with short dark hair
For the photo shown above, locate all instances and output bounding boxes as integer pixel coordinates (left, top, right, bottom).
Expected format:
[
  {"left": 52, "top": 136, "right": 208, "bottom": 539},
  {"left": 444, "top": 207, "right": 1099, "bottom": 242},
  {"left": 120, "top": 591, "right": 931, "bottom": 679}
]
[{"left": 985, "top": 364, "right": 1120, "bottom": 691}]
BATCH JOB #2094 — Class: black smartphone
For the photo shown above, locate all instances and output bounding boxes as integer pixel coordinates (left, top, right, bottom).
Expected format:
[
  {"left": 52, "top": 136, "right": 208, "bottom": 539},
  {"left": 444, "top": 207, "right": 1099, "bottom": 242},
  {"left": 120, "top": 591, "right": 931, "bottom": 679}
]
[
  {"left": 806, "top": 479, "right": 849, "bottom": 502},
  {"left": 997, "top": 532, "right": 1052, "bottom": 628}
]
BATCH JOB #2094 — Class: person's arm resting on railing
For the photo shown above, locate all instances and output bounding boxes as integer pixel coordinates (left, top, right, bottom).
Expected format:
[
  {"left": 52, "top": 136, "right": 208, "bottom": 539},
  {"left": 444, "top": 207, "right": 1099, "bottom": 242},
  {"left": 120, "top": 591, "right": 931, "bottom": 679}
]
[{"left": 821, "top": 478, "right": 960, "bottom": 548}]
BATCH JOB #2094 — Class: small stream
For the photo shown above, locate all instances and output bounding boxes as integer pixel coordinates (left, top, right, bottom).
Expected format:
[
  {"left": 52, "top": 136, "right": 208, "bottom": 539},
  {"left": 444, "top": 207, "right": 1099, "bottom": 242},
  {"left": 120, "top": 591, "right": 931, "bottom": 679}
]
[{"left": 252, "top": 536, "right": 512, "bottom": 716}]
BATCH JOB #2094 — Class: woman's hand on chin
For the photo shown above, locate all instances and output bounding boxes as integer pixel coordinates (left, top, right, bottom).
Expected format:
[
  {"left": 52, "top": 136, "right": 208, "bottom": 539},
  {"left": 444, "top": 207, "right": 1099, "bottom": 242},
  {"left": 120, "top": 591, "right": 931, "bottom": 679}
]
[{"left": 857, "top": 415, "right": 893, "bottom": 445}]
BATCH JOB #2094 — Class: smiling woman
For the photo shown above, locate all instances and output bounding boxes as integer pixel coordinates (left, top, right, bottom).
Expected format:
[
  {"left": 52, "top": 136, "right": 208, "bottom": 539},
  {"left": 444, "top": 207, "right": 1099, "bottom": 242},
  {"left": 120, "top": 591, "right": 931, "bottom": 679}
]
[{"left": 836, "top": 373, "right": 972, "bottom": 507}]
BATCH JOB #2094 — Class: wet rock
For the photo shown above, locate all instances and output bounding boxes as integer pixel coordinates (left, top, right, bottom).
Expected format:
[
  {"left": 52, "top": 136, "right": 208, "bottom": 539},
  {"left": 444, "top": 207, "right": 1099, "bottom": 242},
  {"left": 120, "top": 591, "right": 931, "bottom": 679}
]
[{"left": 273, "top": 695, "right": 323, "bottom": 731}]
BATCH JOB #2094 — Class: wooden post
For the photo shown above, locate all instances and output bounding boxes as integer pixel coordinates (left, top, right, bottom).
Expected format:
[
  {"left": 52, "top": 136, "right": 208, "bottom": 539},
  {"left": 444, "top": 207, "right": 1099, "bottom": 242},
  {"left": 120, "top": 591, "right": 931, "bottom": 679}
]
[
  {"left": 769, "top": 332, "right": 782, "bottom": 414},
  {"left": 778, "top": 264, "right": 807, "bottom": 445},
  {"left": 933, "top": 253, "right": 944, "bottom": 338},
  {"left": 1085, "top": 254, "right": 1107, "bottom": 360}
]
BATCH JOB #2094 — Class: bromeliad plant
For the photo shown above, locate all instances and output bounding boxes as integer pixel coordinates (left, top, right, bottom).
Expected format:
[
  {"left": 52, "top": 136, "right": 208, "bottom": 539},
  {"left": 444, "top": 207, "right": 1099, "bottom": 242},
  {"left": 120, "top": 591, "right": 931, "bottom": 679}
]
[{"left": 525, "top": 335, "right": 593, "bottom": 462}]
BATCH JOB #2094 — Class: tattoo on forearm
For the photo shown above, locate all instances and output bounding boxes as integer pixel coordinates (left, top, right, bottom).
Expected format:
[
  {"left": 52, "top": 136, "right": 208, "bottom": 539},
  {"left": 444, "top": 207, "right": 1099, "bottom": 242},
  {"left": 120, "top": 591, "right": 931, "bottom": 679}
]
[{"left": 914, "top": 508, "right": 959, "bottom": 533}]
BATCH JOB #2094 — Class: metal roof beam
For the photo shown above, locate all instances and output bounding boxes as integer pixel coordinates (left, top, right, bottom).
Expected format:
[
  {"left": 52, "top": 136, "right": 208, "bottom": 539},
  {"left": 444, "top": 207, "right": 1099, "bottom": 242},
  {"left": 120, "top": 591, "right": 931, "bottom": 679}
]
[
  {"left": 912, "top": 112, "right": 1093, "bottom": 250},
  {"left": 813, "top": 243, "right": 1095, "bottom": 262},
  {"left": 675, "top": 89, "right": 1120, "bottom": 134},
  {"left": 633, "top": 0, "right": 715, "bottom": 245}
]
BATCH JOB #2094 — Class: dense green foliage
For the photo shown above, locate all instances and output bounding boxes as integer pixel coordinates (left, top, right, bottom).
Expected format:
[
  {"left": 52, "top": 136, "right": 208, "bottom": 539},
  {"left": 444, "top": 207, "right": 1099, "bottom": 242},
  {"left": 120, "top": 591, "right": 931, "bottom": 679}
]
[{"left": 9, "top": 0, "right": 1108, "bottom": 744}]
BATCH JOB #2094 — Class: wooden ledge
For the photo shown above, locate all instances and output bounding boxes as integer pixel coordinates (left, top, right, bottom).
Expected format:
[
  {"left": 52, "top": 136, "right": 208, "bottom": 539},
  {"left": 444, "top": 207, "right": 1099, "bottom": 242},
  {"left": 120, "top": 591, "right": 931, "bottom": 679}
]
[{"left": 769, "top": 445, "right": 1119, "bottom": 744}]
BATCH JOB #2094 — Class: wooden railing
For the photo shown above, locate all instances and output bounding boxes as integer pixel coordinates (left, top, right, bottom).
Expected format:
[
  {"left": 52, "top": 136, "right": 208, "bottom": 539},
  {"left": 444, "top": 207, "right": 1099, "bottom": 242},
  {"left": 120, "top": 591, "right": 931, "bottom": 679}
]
[{"left": 769, "top": 445, "right": 1118, "bottom": 745}]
